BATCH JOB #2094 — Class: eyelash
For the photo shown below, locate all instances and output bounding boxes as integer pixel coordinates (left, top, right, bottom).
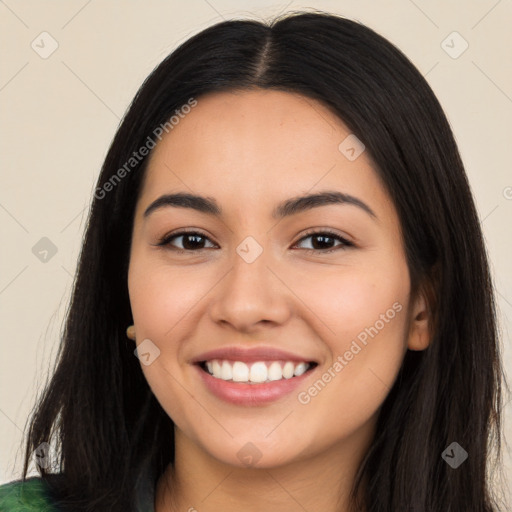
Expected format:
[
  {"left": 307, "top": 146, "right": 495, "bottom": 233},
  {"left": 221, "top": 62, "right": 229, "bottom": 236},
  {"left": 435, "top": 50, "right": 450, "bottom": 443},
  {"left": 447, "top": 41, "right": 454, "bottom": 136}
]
[{"left": 156, "top": 228, "right": 354, "bottom": 255}]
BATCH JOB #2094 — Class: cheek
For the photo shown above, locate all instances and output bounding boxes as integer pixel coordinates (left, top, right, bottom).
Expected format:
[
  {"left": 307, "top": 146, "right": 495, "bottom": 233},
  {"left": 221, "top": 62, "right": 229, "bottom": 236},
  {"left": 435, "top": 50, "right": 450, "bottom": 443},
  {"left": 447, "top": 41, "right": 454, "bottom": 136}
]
[
  {"left": 128, "top": 255, "right": 211, "bottom": 342},
  {"left": 292, "top": 261, "right": 410, "bottom": 439},
  {"left": 127, "top": 257, "right": 201, "bottom": 428},
  {"left": 292, "top": 255, "right": 410, "bottom": 349}
]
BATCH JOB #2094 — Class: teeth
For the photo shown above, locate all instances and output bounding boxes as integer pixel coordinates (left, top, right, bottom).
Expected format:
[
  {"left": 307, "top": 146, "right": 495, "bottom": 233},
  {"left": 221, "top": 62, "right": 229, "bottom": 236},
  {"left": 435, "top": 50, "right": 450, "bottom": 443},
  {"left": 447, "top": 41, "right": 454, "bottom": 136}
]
[
  {"left": 282, "top": 362, "right": 294, "bottom": 379},
  {"left": 204, "top": 359, "right": 312, "bottom": 383},
  {"left": 221, "top": 360, "right": 233, "bottom": 380},
  {"left": 232, "top": 361, "right": 249, "bottom": 382},
  {"left": 267, "top": 361, "right": 282, "bottom": 381},
  {"left": 212, "top": 360, "right": 221, "bottom": 377},
  {"left": 249, "top": 362, "right": 267, "bottom": 383},
  {"left": 294, "top": 362, "right": 308, "bottom": 376}
]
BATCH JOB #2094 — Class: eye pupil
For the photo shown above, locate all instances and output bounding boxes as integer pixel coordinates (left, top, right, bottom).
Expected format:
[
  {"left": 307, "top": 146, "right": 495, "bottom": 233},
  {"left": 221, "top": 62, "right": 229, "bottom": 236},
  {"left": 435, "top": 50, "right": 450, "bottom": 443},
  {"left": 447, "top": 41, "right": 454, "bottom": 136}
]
[
  {"left": 312, "top": 235, "right": 335, "bottom": 249},
  {"left": 182, "top": 234, "right": 205, "bottom": 250}
]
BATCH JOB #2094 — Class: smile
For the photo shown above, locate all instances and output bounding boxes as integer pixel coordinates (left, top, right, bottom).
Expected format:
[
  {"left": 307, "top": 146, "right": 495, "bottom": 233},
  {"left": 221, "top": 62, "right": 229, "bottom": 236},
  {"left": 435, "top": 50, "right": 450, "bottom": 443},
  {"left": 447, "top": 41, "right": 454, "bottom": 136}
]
[
  {"left": 195, "top": 359, "right": 318, "bottom": 406},
  {"left": 201, "top": 359, "right": 315, "bottom": 384}
]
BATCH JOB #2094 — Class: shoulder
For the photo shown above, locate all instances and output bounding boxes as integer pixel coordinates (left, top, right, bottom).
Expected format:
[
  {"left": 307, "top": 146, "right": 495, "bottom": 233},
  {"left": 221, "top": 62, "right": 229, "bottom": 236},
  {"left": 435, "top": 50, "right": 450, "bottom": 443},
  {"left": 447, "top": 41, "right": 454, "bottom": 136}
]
[{"left": 0, "top": 476, "right": 59, "bottom": 511}]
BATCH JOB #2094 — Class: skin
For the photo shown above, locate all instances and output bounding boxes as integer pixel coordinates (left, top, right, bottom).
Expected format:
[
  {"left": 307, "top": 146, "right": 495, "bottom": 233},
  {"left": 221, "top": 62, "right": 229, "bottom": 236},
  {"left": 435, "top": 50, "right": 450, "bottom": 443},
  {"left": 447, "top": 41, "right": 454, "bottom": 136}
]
[{"left": 127, "top": 89, "right": 431, "bottom": 512}]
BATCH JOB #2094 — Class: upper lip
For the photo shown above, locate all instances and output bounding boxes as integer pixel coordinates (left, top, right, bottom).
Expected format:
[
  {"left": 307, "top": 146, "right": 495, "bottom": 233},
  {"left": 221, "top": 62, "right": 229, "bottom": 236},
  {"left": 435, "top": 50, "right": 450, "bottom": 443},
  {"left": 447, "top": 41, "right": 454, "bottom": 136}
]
[{"left": 190, "top": 346, "right": 318, "bottom": 364}]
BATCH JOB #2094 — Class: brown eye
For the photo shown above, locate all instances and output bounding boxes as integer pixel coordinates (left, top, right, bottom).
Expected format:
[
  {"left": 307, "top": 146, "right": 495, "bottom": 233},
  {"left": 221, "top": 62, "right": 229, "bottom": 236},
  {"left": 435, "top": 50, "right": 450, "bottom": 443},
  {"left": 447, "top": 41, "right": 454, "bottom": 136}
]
[
  {"left": 158, "top": 231, "right": 216, "bottom": 251},
  {"left": 294, "top": 230, "right": 353, "bottom": 254}
]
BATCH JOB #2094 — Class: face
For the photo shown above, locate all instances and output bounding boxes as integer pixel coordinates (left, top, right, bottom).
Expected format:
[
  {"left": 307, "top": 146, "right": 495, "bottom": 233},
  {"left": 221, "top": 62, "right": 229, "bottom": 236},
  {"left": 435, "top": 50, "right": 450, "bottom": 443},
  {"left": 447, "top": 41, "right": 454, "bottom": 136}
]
[{"left": 127, "top": 89, "right": 429, "bottom": 469}]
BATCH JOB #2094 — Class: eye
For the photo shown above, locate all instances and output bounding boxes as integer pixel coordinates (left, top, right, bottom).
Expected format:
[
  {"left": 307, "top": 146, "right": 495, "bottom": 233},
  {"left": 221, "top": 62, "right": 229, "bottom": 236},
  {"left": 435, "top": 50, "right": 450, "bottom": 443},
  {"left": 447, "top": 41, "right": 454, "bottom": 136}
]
[
  {"left": 156, "top": 230, "right": 216, "bottom": 252},
  {"left": 293, "top": 229, "right": 354, "bottom": 254},
  {"left": 156, "top": 228, "right": 354, "bottom": 254}
]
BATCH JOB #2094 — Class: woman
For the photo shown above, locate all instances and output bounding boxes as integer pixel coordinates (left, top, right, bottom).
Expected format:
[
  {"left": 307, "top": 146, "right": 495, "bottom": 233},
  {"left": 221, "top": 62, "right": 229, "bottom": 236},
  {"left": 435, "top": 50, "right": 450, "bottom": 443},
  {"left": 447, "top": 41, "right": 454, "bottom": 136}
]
[{"left": 0, "top": 10, "right": 506, "bottom": 512}]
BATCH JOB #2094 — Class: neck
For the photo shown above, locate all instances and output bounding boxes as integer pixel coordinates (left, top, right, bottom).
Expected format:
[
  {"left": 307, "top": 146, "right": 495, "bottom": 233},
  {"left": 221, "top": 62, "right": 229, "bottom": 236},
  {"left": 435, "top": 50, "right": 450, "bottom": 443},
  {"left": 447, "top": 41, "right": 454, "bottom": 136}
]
[{"left": 155, "top": 422, "right": 374, "bottom": 512}]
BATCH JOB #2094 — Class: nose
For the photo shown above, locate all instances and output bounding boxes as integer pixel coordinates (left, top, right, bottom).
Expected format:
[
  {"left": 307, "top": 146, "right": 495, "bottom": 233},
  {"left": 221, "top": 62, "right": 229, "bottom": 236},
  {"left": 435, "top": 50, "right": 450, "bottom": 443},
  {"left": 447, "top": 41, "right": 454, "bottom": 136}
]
[{"left": 208, "top": 244, "right": 292, "bottom": 333}]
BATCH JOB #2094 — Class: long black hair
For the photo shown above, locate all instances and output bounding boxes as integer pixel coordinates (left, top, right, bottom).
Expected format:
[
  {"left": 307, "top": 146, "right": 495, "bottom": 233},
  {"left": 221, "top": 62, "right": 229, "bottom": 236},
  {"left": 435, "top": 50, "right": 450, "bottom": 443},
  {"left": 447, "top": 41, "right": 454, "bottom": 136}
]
[{"left": 19, "top": 10, "right": 506, "bottom": 511}]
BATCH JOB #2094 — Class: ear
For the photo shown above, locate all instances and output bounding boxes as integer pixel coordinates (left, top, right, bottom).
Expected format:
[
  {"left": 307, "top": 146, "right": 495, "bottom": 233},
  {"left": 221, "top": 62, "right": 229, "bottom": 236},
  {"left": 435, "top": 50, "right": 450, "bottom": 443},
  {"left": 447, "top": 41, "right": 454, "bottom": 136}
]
[
  {"left": 126, "top": 325, "right": 136, "bottom": 341},
  {"left": 407, "top": 289, "right": 431, "bottom": 351}
]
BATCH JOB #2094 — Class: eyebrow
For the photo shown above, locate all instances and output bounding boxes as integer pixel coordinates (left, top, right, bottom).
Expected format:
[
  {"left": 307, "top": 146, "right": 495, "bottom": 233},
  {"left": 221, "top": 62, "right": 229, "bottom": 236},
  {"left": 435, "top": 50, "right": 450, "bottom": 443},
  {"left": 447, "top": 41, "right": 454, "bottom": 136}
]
[{"left": 143, "top": 190, "right": 377, "bottom": 220}]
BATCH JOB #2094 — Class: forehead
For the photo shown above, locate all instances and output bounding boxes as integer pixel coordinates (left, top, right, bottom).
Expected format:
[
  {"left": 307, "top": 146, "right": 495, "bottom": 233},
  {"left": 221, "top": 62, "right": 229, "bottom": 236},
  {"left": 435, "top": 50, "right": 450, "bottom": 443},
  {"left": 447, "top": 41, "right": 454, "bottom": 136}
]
[{"left": 138, "top": 89, "right": 391, "bottom": 221}]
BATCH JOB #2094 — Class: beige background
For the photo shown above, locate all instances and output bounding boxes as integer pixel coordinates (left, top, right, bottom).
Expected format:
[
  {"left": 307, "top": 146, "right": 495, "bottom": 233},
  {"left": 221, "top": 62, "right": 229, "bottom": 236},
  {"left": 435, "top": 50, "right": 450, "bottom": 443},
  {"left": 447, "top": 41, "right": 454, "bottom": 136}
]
[{"left": 1, "top": 0, "right": 511, "bottom": 505}]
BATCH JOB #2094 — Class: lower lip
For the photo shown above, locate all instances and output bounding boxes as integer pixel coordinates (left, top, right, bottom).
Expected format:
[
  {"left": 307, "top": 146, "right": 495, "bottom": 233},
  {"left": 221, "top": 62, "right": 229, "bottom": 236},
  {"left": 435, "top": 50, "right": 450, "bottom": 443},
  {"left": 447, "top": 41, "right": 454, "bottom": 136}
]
[{"left": 195, "top": 364, "right": 315, "bottom": 406}]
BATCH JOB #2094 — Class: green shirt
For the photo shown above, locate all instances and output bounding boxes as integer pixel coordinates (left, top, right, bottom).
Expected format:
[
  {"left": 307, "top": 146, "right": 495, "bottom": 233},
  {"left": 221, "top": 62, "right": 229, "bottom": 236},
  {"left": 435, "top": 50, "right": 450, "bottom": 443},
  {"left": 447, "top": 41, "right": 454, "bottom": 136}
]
[{"left": 0, "top": 469, "right": 157, "bottom": 511}]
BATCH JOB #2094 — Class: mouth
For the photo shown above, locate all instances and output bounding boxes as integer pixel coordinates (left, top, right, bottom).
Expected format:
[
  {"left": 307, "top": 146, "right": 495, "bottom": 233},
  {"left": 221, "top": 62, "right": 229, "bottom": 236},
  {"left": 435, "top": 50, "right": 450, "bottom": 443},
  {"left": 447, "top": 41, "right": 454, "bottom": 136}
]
[
  {"left": 193, "top": 357, "right": 319, "bottom": 406},
  {"left": 197, "top": 359, "right": 318, "bottom": 384},
  {"left": 190, "top": 346, "right": 320, "bottom": 405}
]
